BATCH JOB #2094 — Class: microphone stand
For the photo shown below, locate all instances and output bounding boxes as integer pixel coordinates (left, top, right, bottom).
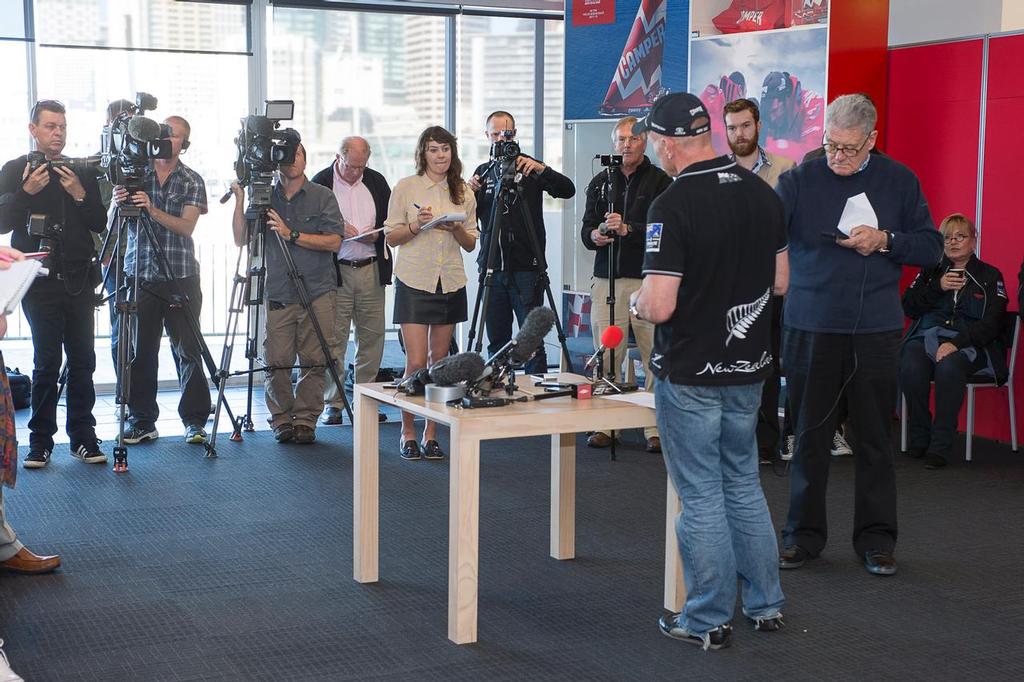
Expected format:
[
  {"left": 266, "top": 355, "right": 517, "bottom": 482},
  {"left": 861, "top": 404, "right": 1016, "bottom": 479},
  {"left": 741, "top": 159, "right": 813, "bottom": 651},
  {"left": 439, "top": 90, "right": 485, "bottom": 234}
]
[{"left": 603, "top": 165, "right": 621, "bottom": 461}]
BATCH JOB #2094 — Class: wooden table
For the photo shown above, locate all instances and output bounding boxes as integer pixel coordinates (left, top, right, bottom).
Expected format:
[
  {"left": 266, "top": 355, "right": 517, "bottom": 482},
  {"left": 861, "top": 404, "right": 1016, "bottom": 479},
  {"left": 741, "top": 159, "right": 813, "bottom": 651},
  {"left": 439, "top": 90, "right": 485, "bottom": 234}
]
[{"left": 352, "top": 382, "right": 686, "bottom": 644}]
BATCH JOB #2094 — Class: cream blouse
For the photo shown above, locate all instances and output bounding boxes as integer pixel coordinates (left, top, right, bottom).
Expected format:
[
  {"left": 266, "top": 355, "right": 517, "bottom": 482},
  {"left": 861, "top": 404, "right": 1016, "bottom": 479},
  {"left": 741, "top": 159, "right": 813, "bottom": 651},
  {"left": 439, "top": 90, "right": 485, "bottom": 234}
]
[{"left": 384, "top": 173, "right": 478, "bottom": 294}]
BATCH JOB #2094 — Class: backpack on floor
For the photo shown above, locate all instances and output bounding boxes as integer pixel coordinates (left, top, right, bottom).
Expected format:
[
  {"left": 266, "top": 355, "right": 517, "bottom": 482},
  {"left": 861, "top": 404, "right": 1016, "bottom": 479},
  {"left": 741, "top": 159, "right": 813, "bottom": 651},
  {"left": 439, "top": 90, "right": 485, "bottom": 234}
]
[{"left": 5, "top": 367, "right": 30, "bottom": 410}]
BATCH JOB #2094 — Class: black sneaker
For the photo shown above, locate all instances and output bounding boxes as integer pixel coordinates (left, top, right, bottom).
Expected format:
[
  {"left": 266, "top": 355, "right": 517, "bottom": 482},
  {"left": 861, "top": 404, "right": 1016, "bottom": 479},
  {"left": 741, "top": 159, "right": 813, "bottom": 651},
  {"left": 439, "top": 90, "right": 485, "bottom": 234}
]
[
  {"left": 421, "top": 439, "right": 445, "bottom": 460},
  {"left": 923, "top": 452, "right": 947, "bottom": 469},
  {"left": 779, "top": 545, "right": 811, "bottom": 569},
  {"left": 320, "top": 407, "right": 343, "bottom": 425},
  {"left": 658, "top": 613, "right": 732, "bottom": 650},
  {"left": 24, "top": 448, "right": 51, "bottom": 469},
  {"left": 400, "top": 440, "right": 421, "bottom": 461},
  {"left": 863, "top": 550, "right": 898, "bottom": 576},
  {"left": 123, "top": 425, "right": 159, "bottom": 444},
  {"left": 71, "top": 439, "right": 107, "bottom": 464}
]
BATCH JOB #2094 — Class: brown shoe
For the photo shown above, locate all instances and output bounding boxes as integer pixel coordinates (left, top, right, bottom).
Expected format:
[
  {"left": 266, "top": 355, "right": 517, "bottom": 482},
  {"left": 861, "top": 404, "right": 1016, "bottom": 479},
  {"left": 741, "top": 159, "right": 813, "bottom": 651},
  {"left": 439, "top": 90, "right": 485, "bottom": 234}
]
[
  {"left": 273, "top": 423, "right": 295, "bottom": 443},
  {"left": 0, "top": 547, "right": 61, "bottom": 574},
  {"left": 294, "top": 425, "right": 316, "bottom": 444},
  {"left": 587, "top": 432, "right": 614, "bottom": 448},
  {"left": 646, "top": 436, "right": 662, "bottom": 453}
]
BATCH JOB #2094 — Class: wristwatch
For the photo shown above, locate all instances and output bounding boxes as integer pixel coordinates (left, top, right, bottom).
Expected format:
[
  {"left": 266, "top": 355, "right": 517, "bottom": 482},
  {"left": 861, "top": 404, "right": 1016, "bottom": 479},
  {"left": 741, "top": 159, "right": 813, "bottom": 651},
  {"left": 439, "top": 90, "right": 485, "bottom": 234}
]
[
  {"left": 629, "top": 303, "right": 642, "bottom": 320},
  {"left": 289, "top": 229, "right": 300, "bottom": 244},
  {"left": 879, "top": 230, "right": 893, "bottom": 253}
]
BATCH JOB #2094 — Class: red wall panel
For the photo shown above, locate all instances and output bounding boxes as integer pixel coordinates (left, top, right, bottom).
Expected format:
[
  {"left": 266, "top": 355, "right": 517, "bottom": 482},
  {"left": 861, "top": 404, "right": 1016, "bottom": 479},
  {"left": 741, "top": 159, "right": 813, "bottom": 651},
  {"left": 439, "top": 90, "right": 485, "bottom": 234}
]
[
  {"left": 886, "top": 40, "right": 984, "bottom": 223},
  {"left": 828, "top": 0, "right": 890, "bottom": 147},
  {"left": 972, "top": 34, "right": 1024, "bottom": 441}
]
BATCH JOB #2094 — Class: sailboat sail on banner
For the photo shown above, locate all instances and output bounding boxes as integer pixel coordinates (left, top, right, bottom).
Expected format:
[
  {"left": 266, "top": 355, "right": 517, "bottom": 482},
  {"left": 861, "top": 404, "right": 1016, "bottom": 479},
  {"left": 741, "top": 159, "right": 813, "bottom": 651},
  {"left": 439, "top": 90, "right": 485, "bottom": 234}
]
[{"left": 599, "top": 0, "right": 668, "bottom": 116}]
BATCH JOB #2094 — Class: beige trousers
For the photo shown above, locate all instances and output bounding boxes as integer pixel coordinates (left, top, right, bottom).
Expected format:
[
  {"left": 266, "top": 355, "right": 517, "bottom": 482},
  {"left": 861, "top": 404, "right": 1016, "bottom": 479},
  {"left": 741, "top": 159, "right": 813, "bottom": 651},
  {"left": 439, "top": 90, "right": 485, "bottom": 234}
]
[
  {"left": 590, "top": 276, "right": 658, "bottom": 439},
  {"left": 264, "top": 291, "right": 336, "bottom": 428},
  {"left": 325, "top": 261, "right": 387, "bottom": 407}
]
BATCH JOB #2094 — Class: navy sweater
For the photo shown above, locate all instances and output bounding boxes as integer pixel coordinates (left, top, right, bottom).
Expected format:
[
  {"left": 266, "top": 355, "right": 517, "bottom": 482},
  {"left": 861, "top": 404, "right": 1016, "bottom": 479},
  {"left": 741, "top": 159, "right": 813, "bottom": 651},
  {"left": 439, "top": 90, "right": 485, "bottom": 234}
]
[{"left": 777, "top": 155, "right": 943, "bottom": 334}]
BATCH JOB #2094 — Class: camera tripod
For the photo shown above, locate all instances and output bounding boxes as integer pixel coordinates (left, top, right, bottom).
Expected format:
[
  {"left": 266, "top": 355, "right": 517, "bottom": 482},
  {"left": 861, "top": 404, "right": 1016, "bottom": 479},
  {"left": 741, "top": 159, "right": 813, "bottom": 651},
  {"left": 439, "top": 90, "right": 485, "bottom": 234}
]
[
  {"left": 99, "top": 203, "right": 238, "bottom": 471},
  {"left": 466, "top": 156, "right": 575, "bottom": 375},
  {"left": 206, "top": 189, "right": 352, "bottom": 455}
]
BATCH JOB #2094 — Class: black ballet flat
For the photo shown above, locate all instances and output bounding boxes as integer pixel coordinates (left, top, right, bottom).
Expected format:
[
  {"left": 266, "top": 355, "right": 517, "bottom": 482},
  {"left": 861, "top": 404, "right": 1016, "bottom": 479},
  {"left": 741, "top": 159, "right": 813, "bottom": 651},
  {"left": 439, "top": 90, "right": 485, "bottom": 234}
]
[
  {"left": 400, "top": 440, "right": 422, "bottom": 460},
  {"left": 421, "top": 439, "right": 446, "bottom": 460}
]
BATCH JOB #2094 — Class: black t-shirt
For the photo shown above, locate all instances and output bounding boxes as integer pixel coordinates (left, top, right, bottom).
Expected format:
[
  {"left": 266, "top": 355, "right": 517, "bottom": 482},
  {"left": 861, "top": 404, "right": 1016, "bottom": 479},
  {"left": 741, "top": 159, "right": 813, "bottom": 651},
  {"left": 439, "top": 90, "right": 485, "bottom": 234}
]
[{"left": 642, "top": 156, "right": 788, "bottom": 386}]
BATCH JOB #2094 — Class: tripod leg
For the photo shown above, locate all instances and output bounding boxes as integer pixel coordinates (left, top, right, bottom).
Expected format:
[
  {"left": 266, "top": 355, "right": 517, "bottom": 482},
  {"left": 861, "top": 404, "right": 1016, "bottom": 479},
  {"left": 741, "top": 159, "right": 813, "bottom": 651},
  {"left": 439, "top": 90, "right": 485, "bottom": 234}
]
[{"left": 207, "top": 244, "right": 252, "bottom": 457}]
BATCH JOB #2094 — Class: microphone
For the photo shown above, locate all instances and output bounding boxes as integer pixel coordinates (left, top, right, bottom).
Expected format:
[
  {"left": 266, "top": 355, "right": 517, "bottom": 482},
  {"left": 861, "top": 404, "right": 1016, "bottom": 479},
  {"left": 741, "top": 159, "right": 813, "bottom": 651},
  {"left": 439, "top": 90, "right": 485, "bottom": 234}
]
[
  {"left": 510, "top": 306, "right": 557, "bottom": 365},
  {"left": 429, "top": 352, "right": 486, "bottom": 386},
  {"left": 585, "top": 325, "right": 624, "bottom": 370},
  {"left": 395, "top": 368, "right": 431, "bottom": 396},
  {"left": 127, "top": 115, "right": 162, "bottom": 142}
]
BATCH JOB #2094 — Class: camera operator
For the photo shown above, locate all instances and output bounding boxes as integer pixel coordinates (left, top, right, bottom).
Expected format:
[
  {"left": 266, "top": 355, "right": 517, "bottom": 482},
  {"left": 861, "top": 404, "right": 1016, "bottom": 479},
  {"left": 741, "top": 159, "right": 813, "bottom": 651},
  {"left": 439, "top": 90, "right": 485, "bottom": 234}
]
[
  {"left": 469, "top": 111, "right": 575, "bottom": 374},
  {"left": 230, "top": 143, "right": 344, "bottom": 445},
  {"left": 0, "top": 100, "right": 107, "bottom": 468},
  {"left": 113, "top": 115, "right": 211, "bottom": 446},
  {"left": 580, "top": 116, "right": 672, "bottom": 453}
]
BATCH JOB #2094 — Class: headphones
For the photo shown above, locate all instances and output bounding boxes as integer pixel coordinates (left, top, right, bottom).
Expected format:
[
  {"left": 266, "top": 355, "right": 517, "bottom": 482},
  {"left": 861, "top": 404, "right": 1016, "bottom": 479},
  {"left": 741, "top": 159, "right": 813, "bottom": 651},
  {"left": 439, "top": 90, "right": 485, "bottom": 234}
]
[{"left": 182, "top": 138, "right": 190, "bottom": 151}]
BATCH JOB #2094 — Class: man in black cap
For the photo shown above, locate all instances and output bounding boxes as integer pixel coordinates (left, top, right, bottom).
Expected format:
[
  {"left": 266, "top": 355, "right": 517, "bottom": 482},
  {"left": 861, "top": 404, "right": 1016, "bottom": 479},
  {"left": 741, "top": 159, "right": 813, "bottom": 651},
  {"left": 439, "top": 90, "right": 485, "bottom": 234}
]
[{"left": 630, "top": 92, "right": 789, "bottom": 650}]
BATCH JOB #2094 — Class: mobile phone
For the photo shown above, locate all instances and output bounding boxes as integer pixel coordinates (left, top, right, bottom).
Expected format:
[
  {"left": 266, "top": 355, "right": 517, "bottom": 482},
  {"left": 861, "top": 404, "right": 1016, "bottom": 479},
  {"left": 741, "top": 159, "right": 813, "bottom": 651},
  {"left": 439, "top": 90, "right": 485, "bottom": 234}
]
[{"left": 949, "top": 268, "right": 965, "bottom": 277}]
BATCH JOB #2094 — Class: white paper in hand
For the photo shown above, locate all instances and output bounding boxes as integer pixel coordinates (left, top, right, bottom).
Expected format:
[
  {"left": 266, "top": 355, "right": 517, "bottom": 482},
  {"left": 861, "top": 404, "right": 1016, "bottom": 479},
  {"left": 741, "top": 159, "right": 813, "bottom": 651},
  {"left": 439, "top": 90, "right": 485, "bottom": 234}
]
[
  {"left": 836, "top": 192, "right": 878, "bottom": 237},
  {"left": 419, "top": 213, "right": 466, "bottom": 231}
]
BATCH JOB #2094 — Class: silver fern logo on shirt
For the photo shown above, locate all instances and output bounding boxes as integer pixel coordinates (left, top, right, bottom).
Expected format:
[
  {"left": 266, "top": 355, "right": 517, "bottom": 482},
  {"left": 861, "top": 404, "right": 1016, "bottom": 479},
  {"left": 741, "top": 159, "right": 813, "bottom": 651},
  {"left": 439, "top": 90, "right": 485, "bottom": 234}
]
[{"left": 724, "top": 288, "right": 770, "bottom": 346}]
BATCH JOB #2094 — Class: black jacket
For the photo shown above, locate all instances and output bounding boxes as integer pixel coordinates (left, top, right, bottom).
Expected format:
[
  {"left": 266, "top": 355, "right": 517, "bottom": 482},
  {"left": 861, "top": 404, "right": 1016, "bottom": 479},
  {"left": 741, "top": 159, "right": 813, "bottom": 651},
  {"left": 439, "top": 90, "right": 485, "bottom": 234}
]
[
  {"left": 581, "top": 156, "right": 672, "bottom": 279},
  {"left": 0, "top": 154, "right": 105, "bottom": 272},
  {"left": 311, "top": 163, "right": 393, "bottom": 286},
  {"left": 473, "top": 155, "right": 575, "bottom": 272},
  {"left": 903, "top": 254, "right": 1010, "bottom": 384}
]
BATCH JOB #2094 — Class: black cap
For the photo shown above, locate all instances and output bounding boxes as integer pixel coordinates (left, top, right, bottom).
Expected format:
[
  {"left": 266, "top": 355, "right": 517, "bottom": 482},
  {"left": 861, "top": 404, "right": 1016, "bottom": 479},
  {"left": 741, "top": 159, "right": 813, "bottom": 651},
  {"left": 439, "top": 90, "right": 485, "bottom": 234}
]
[{"left": 632, "top": 93, "right": 712, "bottom": 138}]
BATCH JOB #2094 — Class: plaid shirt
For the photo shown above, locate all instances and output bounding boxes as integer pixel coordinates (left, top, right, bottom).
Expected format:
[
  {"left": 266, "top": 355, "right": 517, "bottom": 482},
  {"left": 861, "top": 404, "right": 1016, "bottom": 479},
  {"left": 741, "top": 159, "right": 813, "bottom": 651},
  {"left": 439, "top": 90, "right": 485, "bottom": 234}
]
[{"left": 124, "top": 161, "right": 208, "bottom": 281}]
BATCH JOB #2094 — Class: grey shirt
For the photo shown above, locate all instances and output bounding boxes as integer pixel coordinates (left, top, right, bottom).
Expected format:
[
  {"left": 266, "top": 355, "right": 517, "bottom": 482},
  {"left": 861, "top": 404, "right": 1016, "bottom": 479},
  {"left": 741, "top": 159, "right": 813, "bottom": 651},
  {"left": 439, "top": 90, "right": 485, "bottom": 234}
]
[{"left": 265, "top": 179, "right": 344, "bottom": 305}]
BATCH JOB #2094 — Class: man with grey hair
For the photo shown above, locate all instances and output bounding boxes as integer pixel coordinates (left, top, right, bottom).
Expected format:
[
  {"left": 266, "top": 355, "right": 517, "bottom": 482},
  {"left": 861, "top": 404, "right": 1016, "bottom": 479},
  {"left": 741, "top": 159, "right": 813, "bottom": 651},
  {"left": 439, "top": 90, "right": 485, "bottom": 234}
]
[
  {"left": 776, "top": 94, "right": 942, "bottom": 577},
  {"left": 311, "top": 136, "right": 392, "bottom": 425},
  {"left": 581, "top": 115, "right": 671, "bottom": 452}
]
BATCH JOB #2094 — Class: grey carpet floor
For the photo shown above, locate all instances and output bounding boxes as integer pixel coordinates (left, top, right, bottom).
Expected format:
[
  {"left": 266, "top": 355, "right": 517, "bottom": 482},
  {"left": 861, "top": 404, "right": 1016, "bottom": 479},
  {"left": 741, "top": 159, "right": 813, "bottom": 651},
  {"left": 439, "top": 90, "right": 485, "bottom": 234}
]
[{"left": 1, "top": 422, "right": 1023, "bottom": 681}]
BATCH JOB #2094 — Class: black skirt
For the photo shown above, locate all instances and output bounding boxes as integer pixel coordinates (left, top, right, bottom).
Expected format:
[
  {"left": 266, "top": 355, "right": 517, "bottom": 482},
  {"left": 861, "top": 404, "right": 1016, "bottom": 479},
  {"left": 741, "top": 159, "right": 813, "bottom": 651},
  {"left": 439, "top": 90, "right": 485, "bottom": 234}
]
[{"left": 393, "top": 278, "right": 468, "bottom": 325}]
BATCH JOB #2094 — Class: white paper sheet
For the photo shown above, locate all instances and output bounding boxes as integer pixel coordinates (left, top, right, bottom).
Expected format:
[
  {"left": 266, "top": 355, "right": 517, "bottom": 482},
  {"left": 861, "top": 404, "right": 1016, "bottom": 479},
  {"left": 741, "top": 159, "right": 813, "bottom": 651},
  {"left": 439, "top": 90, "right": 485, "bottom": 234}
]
[
  {"left": 599, "top": 391, "right": 656, "bottom": 410},
  {"left": 836, "top": 192, "right": 878, "bottom": 236}
]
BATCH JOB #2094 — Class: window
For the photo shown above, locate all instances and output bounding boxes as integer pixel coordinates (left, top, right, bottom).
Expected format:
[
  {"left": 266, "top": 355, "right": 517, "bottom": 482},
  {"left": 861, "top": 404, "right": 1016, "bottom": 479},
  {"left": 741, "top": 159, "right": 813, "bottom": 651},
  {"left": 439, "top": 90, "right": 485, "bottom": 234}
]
[
  {"left": 268, "top": 7, "right": 447, "bottom": 184},
  {"left": 542, "top": 19, "right": 565, "bottom": 209},
  {"left": 33, "top": 0, "right": 248, "bottom": 52},
  {"left": 0, "top": 42, "right": 30, "bottom": 165},
  {"left": 456, "top": 16, "right": 536, "bottom": 172}
]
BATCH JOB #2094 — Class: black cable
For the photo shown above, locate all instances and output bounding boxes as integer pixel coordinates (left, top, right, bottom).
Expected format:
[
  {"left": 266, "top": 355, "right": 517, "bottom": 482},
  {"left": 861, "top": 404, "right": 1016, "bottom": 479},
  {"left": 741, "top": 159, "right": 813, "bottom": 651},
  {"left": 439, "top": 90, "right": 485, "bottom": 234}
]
[{"left": 777, "top": 254, "right": 871, "bottom": 476}]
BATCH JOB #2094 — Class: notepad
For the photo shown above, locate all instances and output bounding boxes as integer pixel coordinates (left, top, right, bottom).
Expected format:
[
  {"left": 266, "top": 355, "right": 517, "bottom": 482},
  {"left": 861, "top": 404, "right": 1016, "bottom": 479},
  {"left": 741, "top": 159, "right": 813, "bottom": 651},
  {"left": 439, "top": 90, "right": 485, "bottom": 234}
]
[
  {"left": 419, "top": 213, "right": 467, "bottom": 231},
  {"left": 0, "top": 260, "right": 47, "bottom": 315}
]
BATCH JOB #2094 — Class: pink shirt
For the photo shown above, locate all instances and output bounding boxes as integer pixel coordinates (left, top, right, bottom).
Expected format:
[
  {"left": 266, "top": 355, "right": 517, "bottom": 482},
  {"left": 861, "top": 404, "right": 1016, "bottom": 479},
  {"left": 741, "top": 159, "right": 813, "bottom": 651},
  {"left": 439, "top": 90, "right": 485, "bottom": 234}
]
[{"left": 333, "top": 162, "right": 377, "bottom": 261}]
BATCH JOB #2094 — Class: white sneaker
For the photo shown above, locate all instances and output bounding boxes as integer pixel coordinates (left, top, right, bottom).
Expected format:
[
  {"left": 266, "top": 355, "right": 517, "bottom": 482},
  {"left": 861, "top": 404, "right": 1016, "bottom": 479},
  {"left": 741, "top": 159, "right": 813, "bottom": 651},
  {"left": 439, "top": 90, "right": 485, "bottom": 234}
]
[
  {"left": 0, "top": 640, "right": 24, "bottom": 682},
  {"left": 831, "top": 431, "right": 853, "bottom": 457},
  {"left": 781, "top": 435, "right": 795, "bottom": 461}
]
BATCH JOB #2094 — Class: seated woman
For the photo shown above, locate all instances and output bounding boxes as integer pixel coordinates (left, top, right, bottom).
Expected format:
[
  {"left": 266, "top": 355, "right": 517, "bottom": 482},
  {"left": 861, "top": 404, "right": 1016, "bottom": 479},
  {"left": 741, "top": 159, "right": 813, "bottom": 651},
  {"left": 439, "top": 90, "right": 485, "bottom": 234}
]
[
  {"left": 384, "top": 126, "right": 477, "bottom": 461},
  {"left": 901, "top": 213, "right": 1009, "bottom": 469}
]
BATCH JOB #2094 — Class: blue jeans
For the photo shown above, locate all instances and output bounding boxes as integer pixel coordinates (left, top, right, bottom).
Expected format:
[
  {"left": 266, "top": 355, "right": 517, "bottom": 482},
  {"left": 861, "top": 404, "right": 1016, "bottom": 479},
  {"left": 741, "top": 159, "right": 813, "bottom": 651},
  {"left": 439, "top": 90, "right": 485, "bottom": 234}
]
[
  {"left": 484, "top": 270, "right": 548, "bottom": 375},
  {"left": 655, "top": 378, "right": 784, "bottom": 633}
]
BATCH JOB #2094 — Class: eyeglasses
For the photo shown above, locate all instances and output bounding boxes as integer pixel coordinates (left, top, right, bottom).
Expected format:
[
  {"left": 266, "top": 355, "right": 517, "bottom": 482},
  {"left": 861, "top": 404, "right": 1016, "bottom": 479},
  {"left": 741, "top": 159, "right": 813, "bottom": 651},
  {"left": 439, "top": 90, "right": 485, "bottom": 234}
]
[
  {"left": 822, "top": 136, "right": 871, "bottom": 157},
  {"left": 943, "top": 233, "right": 971, "bottom": 244}
]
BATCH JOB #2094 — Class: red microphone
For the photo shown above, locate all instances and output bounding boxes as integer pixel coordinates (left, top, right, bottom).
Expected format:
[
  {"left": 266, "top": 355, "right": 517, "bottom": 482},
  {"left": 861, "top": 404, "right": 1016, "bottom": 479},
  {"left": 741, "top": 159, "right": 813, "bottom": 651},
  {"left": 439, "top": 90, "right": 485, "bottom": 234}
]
[{"left": 585, "top": 324, "right": 625, "bottom": 369}]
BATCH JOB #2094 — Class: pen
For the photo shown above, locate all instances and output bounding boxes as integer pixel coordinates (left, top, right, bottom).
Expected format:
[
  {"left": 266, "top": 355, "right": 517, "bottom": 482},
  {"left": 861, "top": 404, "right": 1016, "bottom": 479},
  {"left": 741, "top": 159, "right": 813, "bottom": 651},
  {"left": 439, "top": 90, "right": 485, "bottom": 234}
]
[{"left": 413, "top": 203, "right": 421, "bottom": 209}]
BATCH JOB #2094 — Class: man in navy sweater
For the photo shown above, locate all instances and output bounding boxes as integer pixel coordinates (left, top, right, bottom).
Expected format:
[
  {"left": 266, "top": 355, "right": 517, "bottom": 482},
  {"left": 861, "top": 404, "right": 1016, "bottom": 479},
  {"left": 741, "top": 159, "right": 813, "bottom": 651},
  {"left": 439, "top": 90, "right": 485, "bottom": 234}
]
[{"left": 776, "top": 94, "right": 943, "bottom": 577}]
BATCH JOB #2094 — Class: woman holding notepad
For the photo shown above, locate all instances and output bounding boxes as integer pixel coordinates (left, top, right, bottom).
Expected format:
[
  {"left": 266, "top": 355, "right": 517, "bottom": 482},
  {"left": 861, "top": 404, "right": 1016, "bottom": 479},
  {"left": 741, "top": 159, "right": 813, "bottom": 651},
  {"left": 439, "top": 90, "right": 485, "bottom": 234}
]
[{"left": 384, "top": 126, "right": 477, "bottom": 461}]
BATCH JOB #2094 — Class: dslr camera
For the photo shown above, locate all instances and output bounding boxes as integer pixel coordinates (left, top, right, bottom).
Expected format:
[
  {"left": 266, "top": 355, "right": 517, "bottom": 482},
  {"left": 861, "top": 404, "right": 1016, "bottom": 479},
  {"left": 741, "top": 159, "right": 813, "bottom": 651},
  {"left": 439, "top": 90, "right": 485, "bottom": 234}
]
[
  {"left": 231, "top": 100, "right": 300, "bottom": 208},
  {"left": 490, "top": 130, "right": 521, "bottom": 163},
  {"left": 26, "top": 151, "right": 102, "bottom": 176},
  {"left": 101, "top": 92, "right": 173, "bottom": 197}
]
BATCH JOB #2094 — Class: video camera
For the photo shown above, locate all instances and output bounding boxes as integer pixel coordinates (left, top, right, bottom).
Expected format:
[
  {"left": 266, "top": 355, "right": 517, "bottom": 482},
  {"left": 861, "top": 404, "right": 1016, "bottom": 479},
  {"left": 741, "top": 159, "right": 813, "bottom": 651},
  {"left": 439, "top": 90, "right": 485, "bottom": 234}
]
[
  {"left": 596, "top": 154, "right": 623, "bottom": 168},
  {"left": 490, "top": 130, "right": 521, "bottom": 163},
  {"left": 101, "top": 92, "right": 173, "bottom": 193},
  {"left": 230, "top": 100, "right": 300, "bottom": 208}
]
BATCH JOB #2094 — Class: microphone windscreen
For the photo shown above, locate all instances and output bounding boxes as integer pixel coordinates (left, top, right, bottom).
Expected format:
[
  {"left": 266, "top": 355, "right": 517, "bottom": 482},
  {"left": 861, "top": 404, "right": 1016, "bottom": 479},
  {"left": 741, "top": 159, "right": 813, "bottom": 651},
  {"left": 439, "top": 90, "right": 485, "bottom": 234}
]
[
  {"left": 429, "top": 352, "right": 486, "bottom": 386},
  {"left": 601, "top": 324, "right": 624, "bottom": 349},
  {"left": 127, "top": 115, "right": 162, "bottom": 141},
  {"left": 511, "top": 307, "right": 556, "bottom": 364}
]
